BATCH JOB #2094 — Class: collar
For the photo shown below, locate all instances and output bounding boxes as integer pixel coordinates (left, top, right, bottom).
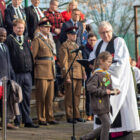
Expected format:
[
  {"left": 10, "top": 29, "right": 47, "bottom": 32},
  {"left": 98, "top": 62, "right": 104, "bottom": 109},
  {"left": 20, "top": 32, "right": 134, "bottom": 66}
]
[
  {"left": 39, "top": 32, "right": 48, "bottom": 40},
  {"left": 12, "top": 5, "right": 20, "bottom": 9},
  {"left": 16, "top": 35, "right": 24, "bottom": 42},
  {"left": 33, "top": 5, "right": 39, "bottom": 9},
  {"left": 94, "top": 68, "right": 110, "bottom": 75},
  {"left": 48, "top": 8, "right": 58, "bottom": 13},
  {"left": 70, "top": 19, "right": 77, "bottom": 25}
]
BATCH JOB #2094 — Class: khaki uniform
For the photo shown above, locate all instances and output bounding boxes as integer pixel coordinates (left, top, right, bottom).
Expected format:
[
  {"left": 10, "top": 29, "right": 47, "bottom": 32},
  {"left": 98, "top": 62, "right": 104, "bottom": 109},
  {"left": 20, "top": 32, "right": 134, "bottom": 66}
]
[
  {"left": 31, "top": 35, "right": 55, "bottom": 122},
  {"left": 59, "top": 40, "right": 85, "bottom": 119}
]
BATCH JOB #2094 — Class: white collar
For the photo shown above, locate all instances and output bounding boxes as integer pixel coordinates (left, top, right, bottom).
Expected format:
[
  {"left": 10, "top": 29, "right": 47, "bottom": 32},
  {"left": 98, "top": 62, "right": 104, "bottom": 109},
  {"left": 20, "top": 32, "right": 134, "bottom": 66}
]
[
  {"left": 71, "top": 19, "right": 77, "bottom": 25},
  {"left": 12, "top": 5, "right": 20, "bottom": 10},
  {"left": 33, "top": 5, "right": 39, "bottom": 9}
]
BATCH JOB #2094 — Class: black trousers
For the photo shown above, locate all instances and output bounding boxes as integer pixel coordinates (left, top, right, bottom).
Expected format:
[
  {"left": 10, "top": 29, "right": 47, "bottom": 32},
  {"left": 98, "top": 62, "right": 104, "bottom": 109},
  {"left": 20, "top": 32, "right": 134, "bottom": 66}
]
[{"left": 14, "top": 72, "right": 32, "bottom": 125}]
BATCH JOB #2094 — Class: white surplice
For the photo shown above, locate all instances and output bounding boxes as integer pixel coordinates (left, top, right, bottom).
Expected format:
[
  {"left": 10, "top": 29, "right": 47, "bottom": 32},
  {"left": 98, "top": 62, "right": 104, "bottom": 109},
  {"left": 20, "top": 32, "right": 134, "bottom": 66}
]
[{"left": 89, "top": 37, "right": 140, "bottom": 132}]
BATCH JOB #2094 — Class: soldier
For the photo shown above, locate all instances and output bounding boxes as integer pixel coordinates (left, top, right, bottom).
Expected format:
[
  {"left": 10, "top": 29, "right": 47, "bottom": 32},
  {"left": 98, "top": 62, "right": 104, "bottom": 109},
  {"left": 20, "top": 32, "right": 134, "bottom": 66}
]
[
  {"left": 59, "top": 27, "right": 86, "bottom": 123},
  {"left": 31, "top": 19, "right": 58, "bottom": 125}
]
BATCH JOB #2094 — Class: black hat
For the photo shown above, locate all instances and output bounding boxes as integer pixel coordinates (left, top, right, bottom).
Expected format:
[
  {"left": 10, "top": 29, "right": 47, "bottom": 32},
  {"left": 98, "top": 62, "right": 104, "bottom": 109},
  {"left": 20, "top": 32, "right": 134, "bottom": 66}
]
[
  {"left": 66, "top": 26, "right": 78, "bottom": 34},
  {"left": 38, "top": 19, "right": 51, "bottom": 27}
]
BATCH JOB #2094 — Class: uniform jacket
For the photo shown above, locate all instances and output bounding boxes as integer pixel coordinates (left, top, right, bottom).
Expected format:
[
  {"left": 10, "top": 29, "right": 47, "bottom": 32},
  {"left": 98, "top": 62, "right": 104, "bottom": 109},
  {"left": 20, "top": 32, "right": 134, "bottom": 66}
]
[
  {"left": 4, "top": 4, "right": 27, "bottom": 36},
  {"left": 25, "top": 5, "right": 43, "bottom": 40},
  {"left": 59, "top": 40, "right": 85, "bottom": 80},
  {"left": 31, "top": 35, "right": 55, "bottom": 80},
  {"left": 59, "top": 19, "right": 83, "bottom": 47},
  {"left": 87, "top": 71, "right": 112, "bottom": 115}
]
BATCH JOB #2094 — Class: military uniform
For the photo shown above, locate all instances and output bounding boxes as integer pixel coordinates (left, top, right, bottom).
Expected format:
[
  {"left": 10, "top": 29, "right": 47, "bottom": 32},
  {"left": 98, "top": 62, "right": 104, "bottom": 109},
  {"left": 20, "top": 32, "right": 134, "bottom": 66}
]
[
  {"left": 32, "top": 32, "right": 55, "bottom": 123},
  {"left": 59, "top": 39, "right": 85, "bottom": 120}
]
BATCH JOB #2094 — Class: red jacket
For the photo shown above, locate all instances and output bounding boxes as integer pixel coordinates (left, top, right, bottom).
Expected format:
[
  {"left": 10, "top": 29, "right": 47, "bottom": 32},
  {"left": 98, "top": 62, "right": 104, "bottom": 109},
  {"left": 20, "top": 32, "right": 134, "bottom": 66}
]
[{"left": 61, "top": 10, "right": 85, "bottom": 22}]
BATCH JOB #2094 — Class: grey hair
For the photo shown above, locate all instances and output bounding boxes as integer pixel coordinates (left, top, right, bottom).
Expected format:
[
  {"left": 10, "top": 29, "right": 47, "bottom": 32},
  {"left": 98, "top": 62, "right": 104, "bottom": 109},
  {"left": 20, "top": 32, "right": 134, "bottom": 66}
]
[{"left": 98, "top": 21, "right": 113, "bottom": 32}]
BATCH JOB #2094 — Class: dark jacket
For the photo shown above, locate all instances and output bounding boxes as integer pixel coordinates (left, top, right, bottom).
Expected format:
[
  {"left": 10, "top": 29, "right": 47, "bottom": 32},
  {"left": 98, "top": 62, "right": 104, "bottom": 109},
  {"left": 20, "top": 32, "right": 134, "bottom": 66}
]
[
  {"left": 25, "top": 5, "right": 42, "bottom": 40},
  {"left": 6, "top": 33, "right": 33, "bottom": 74},
  {"left": 0, "top": 43, "right": 15, "bottom": 79},
  {"left": 82, "top": 44, "right": 93, "bottom": 79},
  {"left": 59, "top": 19, "right": 83, "bottom": 47},
  {"left": 4, "top": 4, "right": 28, "bottom": 36},
  {"left": 87, "top": 72, "right": 112, "bottom": 115}
]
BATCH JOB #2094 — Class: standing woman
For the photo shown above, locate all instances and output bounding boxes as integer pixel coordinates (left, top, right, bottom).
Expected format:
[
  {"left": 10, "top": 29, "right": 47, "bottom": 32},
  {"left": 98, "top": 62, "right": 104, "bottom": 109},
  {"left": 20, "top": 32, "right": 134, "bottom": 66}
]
[{"left": 61, "top": 1, "right": 85, "bottom": 22}]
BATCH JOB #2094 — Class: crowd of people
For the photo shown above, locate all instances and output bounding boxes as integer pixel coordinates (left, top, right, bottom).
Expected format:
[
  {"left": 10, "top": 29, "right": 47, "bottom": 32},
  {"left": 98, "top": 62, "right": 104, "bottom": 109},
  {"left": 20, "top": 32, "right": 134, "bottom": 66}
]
[{"left": 0, "top": 0, "right": 140, "bottom": 140}]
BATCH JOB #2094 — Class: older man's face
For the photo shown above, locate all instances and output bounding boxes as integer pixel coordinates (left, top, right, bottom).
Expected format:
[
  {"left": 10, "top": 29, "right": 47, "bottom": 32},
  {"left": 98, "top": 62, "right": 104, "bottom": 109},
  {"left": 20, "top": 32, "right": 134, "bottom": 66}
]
[
  {"left": 12, "top": 0, "right": 22, "bottom": 7},
  {"left": 99, "top": 26, "right": 113, "bottom": 42},
  {"left": 31, "top": 0, "right": 40, "bottom": 7}
]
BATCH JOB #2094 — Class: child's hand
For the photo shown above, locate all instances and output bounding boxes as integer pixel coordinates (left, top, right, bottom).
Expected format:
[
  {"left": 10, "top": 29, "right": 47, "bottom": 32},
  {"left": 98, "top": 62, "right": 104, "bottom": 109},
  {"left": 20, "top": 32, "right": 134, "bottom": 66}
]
[
  {"left": 110, "top": 89, "right": 120, "bottom": 95},
  {"left": 106, "top": 89, "right": 111, "bottom": 94},
  {"left": 116, "top": 89, "right": 120, "bottom": 95}
]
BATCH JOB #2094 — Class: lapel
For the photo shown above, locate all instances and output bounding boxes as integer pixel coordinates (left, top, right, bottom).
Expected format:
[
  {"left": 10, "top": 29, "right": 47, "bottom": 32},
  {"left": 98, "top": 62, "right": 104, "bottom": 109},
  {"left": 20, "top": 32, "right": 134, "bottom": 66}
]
[
  {"left": 19, "top": 6, "right": 26, "bottom": 21},
  {"left": 31, "top": 5, "right": 38, "bottom": 22},
  {"left": 11, "top": 6, "right": 18, "bottom": 20}
]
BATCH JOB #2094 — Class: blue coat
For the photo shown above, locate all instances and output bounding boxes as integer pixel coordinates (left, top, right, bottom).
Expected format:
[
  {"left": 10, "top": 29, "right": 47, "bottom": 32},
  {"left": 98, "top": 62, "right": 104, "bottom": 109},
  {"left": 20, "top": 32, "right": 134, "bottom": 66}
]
[
  {"left": 0, "top": 43, "right": 14, "bottom": 79},
  {"left": 59, "top": 19, "right": 83, "bottom": 47}
]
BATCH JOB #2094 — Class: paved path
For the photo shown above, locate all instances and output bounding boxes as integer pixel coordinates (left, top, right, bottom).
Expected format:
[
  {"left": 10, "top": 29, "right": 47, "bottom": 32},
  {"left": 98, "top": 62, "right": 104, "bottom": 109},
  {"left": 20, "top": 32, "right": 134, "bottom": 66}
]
[{"left": 0, "top": 121, "right": 140, "bottom": 140}]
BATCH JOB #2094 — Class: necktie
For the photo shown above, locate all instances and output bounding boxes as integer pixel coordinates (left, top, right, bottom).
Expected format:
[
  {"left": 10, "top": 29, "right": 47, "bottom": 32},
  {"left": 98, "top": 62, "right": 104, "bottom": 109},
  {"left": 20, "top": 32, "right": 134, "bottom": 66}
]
[
  {"left": 74, "top": 23, "right": 77, "bottom": 27},
  {"left": 36, "top": 7, "right": 42, "bottom": 19},
  {"left": 19, "top": 36, "right": 22, "bottom": 43},
  {"left": 16, "top": 9, "right": 21, "bottom": 19},
  {"left": 1, "top": 44, "right": 5, "bottom": 52}
]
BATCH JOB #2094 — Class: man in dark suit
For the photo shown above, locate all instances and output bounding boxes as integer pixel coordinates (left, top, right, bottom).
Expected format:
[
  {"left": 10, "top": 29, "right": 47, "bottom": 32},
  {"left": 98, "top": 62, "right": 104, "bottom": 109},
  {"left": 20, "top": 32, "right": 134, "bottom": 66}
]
[
  {"left": 4, "top": 0, "right": 27, "bottom": 36},
  {"left": 25, "top": 0, "right": 44, "bottom": 40},
  {"left": 6, "top": 19, "right": 38, "bottom": 128},
  {"left": 60, "top": 8, "right": 83, "bottom": 47},
  {"left": 0, "top": 27, "right": 17, "bottom": 129},
  {"left": 82, "top": 33, "right": 97, "bottom": 121}
]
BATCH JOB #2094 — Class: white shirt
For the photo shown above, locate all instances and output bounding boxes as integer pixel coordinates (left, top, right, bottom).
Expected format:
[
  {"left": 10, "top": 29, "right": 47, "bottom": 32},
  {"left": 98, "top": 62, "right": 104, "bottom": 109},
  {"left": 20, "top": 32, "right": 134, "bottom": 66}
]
[
  {"left": 33, "top": 6, "right": 44, "bottom": 21},
  {"left": 16, "top": 35, "right": 24, "bottom": 43},
  {"left": 13, "top": 6, "right": 23, "bottom": 19}
]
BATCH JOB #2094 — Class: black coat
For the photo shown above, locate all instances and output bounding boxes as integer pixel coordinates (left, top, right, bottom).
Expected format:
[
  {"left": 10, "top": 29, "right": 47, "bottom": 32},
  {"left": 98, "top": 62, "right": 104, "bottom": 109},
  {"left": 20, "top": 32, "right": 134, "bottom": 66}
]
[
  {"left": 5, "top": 33, "right": 33, "bottom": 74},
  {"left": 59, "top": 19, "right": 83, "bottom": 47},
  {"left": 4, "top": 4, "right": 28, "bottom": 36},
  {"left": 25, "top": 5, "right": 41, "bottom": 40},
  {"left": 82, "top": 45, "right": 93, "bottom": 79}
]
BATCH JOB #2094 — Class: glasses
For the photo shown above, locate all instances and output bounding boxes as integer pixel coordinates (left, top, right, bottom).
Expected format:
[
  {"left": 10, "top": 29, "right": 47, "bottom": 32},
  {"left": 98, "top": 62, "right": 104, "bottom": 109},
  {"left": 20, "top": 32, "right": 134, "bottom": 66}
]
[{"left": 100, "top": 30, "right": 112, "bottom": 35}]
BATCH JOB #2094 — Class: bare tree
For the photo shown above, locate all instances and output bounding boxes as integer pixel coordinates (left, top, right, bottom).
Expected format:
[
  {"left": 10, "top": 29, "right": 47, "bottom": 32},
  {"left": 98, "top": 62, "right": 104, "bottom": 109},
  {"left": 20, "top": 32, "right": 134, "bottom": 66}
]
[{"left": 77, "top": 0, "right": 134, "bottom": 35}]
